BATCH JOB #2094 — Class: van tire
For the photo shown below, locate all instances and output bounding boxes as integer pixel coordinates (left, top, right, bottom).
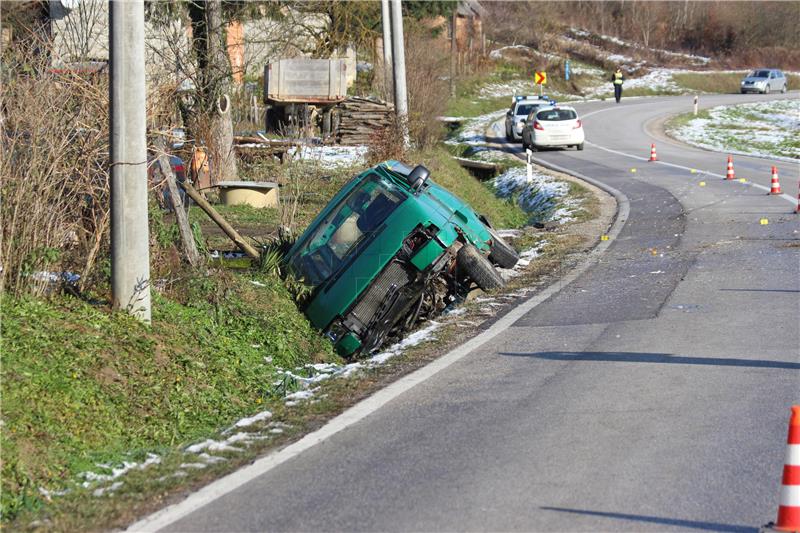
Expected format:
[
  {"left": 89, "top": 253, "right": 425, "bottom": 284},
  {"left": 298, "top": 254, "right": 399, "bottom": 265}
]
[
  {"left": 486, "top": 226, "right": 519, "bottom": 269},
  {"left": 458, "top": 244, "right": 505, "bottom": 291}
]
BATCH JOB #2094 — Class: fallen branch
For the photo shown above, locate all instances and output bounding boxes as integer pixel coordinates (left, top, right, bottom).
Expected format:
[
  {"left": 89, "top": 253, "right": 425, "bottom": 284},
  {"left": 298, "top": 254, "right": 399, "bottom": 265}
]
[{"left": 179, "top": 180, "right": 261, "bottom": 260}]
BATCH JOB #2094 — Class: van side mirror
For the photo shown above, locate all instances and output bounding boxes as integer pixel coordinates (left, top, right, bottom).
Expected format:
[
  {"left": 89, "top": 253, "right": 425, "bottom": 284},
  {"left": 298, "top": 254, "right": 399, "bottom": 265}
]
[{"left": 406, "top": 165, "right": 430, "bottom": 191}]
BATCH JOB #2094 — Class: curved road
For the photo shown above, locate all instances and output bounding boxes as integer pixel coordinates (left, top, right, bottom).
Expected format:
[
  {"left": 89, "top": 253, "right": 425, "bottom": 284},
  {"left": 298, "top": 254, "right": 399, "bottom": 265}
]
[{"left": 141, "top": 94, "right": 799, "bottom": 532}]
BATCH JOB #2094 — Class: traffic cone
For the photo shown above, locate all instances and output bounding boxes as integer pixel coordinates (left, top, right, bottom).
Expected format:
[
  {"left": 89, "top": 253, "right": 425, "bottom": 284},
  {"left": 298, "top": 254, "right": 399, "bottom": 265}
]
[
  {"left": 726, "top": 155, "right": 735, "bottom": 180},
  {"left": 763, "top": 406, "right": 800, "bottom": 532},
  {"left": 796, "top": 181, "right": 800, "bottom": 214},
  {"left": 648, "top": 143, "right": 658, "bottom": 162},
  {"left": 770, "top": 167, "right": 782, "bottom": 195}
]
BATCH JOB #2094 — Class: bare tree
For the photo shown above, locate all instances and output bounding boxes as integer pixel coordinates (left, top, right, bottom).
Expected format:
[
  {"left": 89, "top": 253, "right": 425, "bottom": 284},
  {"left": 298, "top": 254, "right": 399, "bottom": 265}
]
[
  {"left": 186, "top": 0, "right": 237, "bottom": 184},
  {"left": 50, "top": 0, "right": 106, "bottom": 63}
]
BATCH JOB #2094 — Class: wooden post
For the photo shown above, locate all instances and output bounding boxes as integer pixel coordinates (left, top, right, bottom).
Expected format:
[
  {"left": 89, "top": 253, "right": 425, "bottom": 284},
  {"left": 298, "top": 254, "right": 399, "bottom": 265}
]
[
  {"left": 155, "top": 138, "right": 201, "bottom": 267},
  {"left": 179, "top": 179, "right": 261, "bottom": 260}
]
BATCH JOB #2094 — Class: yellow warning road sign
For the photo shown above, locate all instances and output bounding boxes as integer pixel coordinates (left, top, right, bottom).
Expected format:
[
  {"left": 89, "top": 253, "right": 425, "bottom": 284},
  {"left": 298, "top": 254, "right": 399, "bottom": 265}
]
[{"left": 535, "top": 71, "right": 547, "bottom": 85}]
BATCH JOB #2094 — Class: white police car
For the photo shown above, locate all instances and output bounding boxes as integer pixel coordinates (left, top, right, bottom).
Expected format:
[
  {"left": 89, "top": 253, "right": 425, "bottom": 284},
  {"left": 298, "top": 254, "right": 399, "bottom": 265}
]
[
  {"left": 521, "top": 105, "right": 585, "bottom": 152},
  {"left": 504, "top": 95, "right": 555, "bottom": 142}
]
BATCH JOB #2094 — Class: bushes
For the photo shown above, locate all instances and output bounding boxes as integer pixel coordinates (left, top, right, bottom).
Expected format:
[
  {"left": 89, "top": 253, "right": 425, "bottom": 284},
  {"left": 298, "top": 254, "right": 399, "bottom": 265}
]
[{"left": 1, "top": 45, "right": 111, "bottom": 296}]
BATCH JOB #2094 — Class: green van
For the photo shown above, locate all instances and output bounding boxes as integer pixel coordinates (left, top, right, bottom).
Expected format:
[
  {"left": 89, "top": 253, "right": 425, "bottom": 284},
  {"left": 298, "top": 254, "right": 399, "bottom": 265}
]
[{"left": 286, "top": 161, "right": 518, "bottom": 357}]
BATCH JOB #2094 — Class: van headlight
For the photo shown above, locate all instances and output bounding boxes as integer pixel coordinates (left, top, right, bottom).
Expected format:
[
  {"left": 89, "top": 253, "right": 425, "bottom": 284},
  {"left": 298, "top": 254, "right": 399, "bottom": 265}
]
[{"left": 324, "top": 320, "right": 348, "bottom": 343}]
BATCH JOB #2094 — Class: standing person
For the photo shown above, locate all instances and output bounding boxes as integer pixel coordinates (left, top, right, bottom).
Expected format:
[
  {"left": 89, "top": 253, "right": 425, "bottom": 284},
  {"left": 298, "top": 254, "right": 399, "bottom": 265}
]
[{"left": 611, "top": 67, "right": 625, "bottom": 103}]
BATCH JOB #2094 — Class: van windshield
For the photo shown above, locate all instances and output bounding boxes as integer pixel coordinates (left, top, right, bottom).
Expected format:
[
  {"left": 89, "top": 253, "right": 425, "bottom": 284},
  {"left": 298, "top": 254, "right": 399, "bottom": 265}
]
[{"left": 287, "top": 174, "right": 406, "bottom": 288}]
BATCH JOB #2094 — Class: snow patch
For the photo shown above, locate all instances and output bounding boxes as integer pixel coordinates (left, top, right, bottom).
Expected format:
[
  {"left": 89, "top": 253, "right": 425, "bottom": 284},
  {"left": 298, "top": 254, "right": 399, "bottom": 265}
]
[
  {"left": 670, "top": 99, "right": 800, "bottom": 160},
  {"left": 81, "top": 453, "right": 161, "bottom": 489},
  {"left": 290, "top": 144, "right": 368, "bottom": 168},
  {"left": 446, "top": 109, "right": 507, "bottom": 146},
  {"left": 369, "top": 321, "right": 441, "bottom": 365},
  {"left": 493, "top": 167, "right": 574, "bottom": 222}
]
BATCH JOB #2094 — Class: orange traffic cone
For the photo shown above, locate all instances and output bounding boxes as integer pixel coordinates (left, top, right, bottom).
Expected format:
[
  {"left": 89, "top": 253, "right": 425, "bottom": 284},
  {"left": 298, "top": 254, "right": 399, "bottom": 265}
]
[
  {"left": 763, "top": 406, "right": 800, "bottom": 532},
  {"left": 648, "top": 143, "right": 658, "bottom": 162},
  {"left": 726, "top": 155, "right": 735, "bottom": 180},
  {"left": 770, "top": 167, "right": 782, "bottom": 195}
]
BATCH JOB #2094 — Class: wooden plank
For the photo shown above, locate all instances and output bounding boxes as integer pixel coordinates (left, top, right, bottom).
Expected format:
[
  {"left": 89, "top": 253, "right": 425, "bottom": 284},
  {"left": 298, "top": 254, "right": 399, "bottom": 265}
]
[
  {"left": 453, "top": 157, "right": 499, "bottom": 171},
  {"left": 179, "top": 180, "right": 261, "bottom": 260},
  {"left": 154, "top": 138, "right": 201, "bottom": 267}
]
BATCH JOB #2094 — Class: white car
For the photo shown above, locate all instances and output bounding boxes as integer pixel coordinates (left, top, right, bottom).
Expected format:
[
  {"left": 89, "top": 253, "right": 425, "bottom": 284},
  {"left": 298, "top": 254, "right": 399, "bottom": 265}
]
[
  {"left": 504, "top": 96, "right": 554, "bottom": 142},
  {"left": 521, "top": 105, "right": 585, "bottom": 151}
]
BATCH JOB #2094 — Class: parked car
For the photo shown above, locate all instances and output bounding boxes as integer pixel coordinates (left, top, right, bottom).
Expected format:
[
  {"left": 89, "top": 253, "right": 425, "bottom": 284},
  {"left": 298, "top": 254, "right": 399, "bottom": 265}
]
[
  {"left": 521, "top": 105, "right": 585, "bottom": 151},
  {"left": 504, "top": 95, "right": 555, "bottom": 142},
  {"left": 285, "top": 161, "right": 519, "bottom": 357},
  {"left": 740, "top": 69, "right": 787, "bottom": 94}
]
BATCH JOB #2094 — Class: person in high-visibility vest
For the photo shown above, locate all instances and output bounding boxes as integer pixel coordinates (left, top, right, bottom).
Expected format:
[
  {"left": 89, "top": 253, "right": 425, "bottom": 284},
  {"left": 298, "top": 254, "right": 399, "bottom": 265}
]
[{"left": 611, "top": 67, "right": 625, "bottom": 103}]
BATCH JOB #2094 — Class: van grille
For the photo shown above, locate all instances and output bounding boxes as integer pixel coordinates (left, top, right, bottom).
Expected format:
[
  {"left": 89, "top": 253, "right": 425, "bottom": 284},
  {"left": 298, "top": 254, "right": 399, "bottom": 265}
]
[{"left": 349, "top": 261, "right": 414, "bottom": 329}]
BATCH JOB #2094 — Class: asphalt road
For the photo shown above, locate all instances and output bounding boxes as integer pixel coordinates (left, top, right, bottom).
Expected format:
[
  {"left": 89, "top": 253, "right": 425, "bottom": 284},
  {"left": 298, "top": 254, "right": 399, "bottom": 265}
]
[{"left": 156, "top": 94, "right": 799, "bottom": 532}]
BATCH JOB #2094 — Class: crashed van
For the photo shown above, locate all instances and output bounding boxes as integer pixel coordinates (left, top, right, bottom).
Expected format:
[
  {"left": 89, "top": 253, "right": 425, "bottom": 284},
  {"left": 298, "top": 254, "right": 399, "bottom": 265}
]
[{"left": 285, "top": 161, "right": 519, "bottom": 357}]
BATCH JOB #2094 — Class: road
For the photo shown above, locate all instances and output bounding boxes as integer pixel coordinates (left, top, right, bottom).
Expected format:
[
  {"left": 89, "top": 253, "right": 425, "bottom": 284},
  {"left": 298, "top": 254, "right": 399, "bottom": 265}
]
[{"left": 143, "top": 94, "right": 799, "bottom": 532}]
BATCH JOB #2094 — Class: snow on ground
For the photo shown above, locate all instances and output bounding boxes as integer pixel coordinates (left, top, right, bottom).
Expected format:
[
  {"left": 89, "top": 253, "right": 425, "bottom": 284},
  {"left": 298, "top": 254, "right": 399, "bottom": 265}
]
[
  {"left": 493, "top": 166, "right": 575, "bottom": 223},
  {"left": 580, "top": 67, "right": 686, "bottom": 97},
  {"left": 489, "top": 45, "right": 560, "bottom": 62},
  {"left": 669, "top": 99, "right": 800, "bottom": 161},
  {"left": 445, "top": 109, "right": 507, "bottom": 145},
  {"left": 496, "top": 241, "right": 548, "bottom": 281},
  {"left": 570, "top": 28, "right": 711, "bottom": 65},
  {"left": 290, "top": 144, "right": 368, "bottom": 168}
]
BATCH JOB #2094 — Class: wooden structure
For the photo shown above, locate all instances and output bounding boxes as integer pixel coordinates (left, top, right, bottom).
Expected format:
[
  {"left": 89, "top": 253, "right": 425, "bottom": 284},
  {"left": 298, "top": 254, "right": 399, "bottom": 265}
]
[{"left": 336, "top": 96, "right": 395, "bottom": 146}]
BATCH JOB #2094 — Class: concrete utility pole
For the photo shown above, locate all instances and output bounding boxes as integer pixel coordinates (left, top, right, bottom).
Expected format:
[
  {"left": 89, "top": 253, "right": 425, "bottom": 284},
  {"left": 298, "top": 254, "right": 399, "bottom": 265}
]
[
  {"left": 390, "top": 0, "right": 409, "bottom": 147},
  {"left": 381, "top": 0, "right": 394, "bottom": 103},
  {"left": 109, "top": 0, "right": 151, "bottom": 322}
]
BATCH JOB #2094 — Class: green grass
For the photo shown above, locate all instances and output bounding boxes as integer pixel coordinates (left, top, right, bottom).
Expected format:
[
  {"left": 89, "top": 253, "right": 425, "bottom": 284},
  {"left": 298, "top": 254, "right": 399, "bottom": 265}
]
[
  {"left": 665, "top": 109, "right": 711, "bottom": 131},
  {"left": 188, "top": 204, "right": 279, "bottom": 228},
  {"left": 1, "top": 274, "right": 335, "bottom": 524},
  {"left": 672, "top": 72, "right": 800, "bottom": 94},
  {"left": 446, "top": 93, "right": 510, "bottom": 119}
]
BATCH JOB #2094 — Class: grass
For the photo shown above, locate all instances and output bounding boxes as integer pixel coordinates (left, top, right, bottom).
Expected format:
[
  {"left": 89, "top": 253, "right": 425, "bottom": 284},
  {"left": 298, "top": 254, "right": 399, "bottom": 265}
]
[
  {"left": 672, "top": 72, "right": 800, "bottom": 93},
  {"left": 1, "top": 273, "right": 336, "bottom": 523},
  {"left": 188, "top": 204, "right": 279, "bottom": 228}
]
